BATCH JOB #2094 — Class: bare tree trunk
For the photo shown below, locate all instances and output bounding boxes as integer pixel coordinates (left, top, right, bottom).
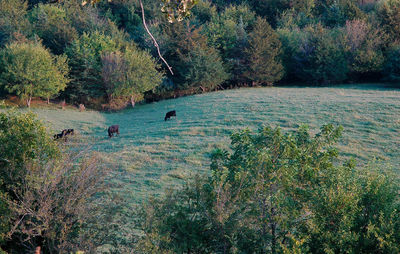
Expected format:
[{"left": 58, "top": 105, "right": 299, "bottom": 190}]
[
  {"left": 26, "top": 96, "right": 32, "bottom": 108},
  {"left": 130, "top": 95, "right": 135, "bottom": 108},
  {"left": 47, "top": 97, "right": 50, "bottom": 104},
  {"left": 139, "top": 0, "right": 174, "bottom": 75}
]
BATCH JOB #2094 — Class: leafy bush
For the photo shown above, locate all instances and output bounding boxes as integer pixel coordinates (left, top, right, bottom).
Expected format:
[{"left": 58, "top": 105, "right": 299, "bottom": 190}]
[
  {"left": 0, "top": 110, "right": 110, "bottom": 253},
  {"left": 138, "top": 125, "right": 400, "bottom": 253}
]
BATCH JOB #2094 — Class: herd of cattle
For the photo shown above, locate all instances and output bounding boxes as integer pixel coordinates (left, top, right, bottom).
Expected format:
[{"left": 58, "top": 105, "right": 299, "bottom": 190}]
[{"left": 53, "top": 110, "right": 177, "bottom": 141}]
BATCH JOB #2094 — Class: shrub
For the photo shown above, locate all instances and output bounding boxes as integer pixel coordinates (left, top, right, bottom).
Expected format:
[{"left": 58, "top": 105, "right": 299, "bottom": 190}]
[
  {"left": 0, "top": 110, "right": 110, "bottom": 253},
  {"left": 138, "top": 125, "right": 400, "bottom": 253}
]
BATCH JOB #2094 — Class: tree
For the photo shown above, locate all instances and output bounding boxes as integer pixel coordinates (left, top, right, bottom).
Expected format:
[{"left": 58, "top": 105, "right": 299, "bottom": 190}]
[
  {"left": 343, "top": 19, "right": 385, "bottom": 78},
  {"left": 0, "top": 42, "right": 69, "bottom": 107},
  {"left": 245, "top": 17, "right": 284, "bottom": 85},
  {"left": 0, "top": 0, "right": 31, "bottom": 45},
  {"left": 378, "top": 0, "right": 400, "bottom": 42},
  {"left": 101, "top": 48, "right": 164, "bottom": 107},
  {"left": 293, "top": 24, "right": 349, "bottom": 84},
  {"left": 249, "top": 0, "right": 291, "bottom": 27},
  {"left": 204, "top": 4, "right": 256, "bottom": 85},
  {"left": 28, "top": 4, "right": 78, "bottom": 55},
  {"left": 65, "top": 31, "right": 119, "bottom": 102},
  {"left": 383, "top": 45, "right": 400, "bottom": 82},
  {"left": 167, "top": 22, "right": 228, "bottom": 93}
]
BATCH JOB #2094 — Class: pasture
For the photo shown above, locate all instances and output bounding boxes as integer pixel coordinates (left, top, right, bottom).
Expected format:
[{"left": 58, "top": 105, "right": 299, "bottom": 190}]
[{"left": 30, "top": 85, "right": 400, "bottom": 206}]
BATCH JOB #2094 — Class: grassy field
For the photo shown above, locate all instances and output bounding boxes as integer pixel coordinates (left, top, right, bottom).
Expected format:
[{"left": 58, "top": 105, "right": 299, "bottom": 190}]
[{"left": 27, "top": 84, "right": 400, "bottom": 206}]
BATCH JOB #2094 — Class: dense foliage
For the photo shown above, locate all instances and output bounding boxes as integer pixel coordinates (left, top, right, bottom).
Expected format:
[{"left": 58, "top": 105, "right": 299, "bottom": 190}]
[
  {"left": 0, "top": 41, "right": 69, "bottom": 107},
  {"left": 0, "top": 0, "right": 399, "bottom": 107},
  {"left": 138, "top": 125, "right": 400, "bottom": 253},
  {"left": 0, "top": 110, "right": 108, "bottom": 253}
]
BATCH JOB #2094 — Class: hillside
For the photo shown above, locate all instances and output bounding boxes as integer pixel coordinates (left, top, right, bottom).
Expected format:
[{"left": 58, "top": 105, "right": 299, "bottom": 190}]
[{"left": 30, "top": 85, "right": 400, "bottom": 205}]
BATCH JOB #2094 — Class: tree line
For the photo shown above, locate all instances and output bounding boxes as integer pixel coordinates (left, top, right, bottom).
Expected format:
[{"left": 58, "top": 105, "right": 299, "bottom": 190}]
[{"left": 0, "top": 0, "right": 399, "bottom": 109}]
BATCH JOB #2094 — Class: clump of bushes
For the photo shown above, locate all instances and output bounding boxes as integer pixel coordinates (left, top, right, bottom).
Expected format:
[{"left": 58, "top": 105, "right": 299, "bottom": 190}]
[{"left": 138, "top": 125, "right": 400, "bottom": 253}]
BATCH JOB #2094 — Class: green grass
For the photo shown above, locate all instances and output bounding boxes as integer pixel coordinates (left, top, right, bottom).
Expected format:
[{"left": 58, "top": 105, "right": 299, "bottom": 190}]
[{"left": 28, "top": 84, "right": 400, "bottom": 205}]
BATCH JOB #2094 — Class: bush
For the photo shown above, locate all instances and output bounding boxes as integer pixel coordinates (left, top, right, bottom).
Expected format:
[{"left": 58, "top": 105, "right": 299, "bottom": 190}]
[
  {"left": 138, "top": 125, "right": 400, "bottom": 253},
  {"left": 0, "top": 110, "right": 110, "bottom": 253}
]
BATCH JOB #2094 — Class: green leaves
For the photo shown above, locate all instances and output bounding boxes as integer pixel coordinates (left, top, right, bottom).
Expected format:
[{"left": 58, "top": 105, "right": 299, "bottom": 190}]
[
  {"left": 140, "top": 124, "right": 400, "bottom": 252},
  {"left": 0, "top": 42, "right": 69, "bottom": 106}
]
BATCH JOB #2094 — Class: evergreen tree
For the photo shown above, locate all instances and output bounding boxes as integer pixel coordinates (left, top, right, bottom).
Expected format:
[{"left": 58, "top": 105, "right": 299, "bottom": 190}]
[
  {"left": 245, "top": 17, "right": 284, "bottom": 86},
  {"left": 164, "top": 21, "right": 228, "bottom": 93},
  {"left": 28, "top": 4, "right": 78, "bottom": 55}
]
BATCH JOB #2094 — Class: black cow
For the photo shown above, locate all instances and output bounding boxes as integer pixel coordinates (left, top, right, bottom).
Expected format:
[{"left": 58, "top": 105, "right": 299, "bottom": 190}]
[
  {"left": 164, "top": 110, "right": 176, "bottom": 121},
  {"left": 65, "top": 129, "right": 74, "bottom": 135},
  {"left": 108, "top": 125, "right": 119, "bottom": 138},
  {"left": 54, "top": 129, "right": 67, "bottom": 141},
  {"left": 54, "top": 129, "right": 74, "bottom": 141},
  {"left": 54, "top": 133, "right": 64, "bottom": 140}
]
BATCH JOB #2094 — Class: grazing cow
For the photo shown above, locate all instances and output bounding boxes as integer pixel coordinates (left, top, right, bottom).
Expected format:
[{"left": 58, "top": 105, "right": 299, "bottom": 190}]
[
  {"left": 108, "top": 125, "right": 119, "bottom": 138},
  {"left": 65, "top": 129, "right": 74, "bottom": 135},
  {"left": 54, "top": 129, "right": 74, "bottom": 141},
  {"left": 164, "top": 110, "right": 176, "bottom": 121},
  {"left": 54, "top": 133, "right": 64, "bottom": 140},
  {"left": 54, "top": 129, "right": 67, "bottom": 140}
]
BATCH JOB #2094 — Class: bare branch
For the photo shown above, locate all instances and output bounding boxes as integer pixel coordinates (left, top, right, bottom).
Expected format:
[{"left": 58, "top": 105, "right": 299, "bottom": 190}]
[{"left": 139, "top": 0, "right": 174, "bottom": 75}]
